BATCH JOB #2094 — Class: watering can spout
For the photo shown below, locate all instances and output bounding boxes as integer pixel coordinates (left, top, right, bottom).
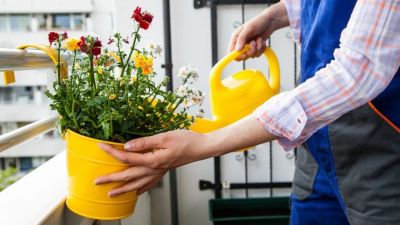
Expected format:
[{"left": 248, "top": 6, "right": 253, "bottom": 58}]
[
  {"left": 191, "top": 44, "right": 281, "bottom": 135},
  {"left": 2, "top": 44, "right": 68, "bottom": 85}
]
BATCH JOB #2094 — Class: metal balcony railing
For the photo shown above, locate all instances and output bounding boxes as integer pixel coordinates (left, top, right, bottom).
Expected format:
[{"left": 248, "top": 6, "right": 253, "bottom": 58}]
[
  {"left": 0, "top": 48, "right": 72, "bottom": 71},
  {"left": 0, "top": 48, "right": 149, "bottom": 225}
]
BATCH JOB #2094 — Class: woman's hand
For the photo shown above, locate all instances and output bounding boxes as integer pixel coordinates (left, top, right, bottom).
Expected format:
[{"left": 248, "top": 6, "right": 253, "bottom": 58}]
[
  {"left": 95, "top": 130, "right": 215, "bottom": 197},
  {"left": 229, "top": 2, "right": 289, "bottom": 60}
]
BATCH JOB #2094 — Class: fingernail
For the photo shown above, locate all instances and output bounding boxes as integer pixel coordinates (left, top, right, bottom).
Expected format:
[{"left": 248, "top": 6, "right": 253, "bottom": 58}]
[
  {"left": 98, "top": 143, "right": 106, "bottom": 148},
  {"left": 108, "top": 191, "right": 116, "bottom": 197},
  {"left": 124, "top": 142, "right": 134, "bottom": 150}
]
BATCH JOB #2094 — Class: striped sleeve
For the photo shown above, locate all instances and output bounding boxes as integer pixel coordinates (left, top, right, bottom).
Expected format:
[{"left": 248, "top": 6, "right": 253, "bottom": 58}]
[{"left": 254, "top": 0, "right": 400, "bottom": 150}]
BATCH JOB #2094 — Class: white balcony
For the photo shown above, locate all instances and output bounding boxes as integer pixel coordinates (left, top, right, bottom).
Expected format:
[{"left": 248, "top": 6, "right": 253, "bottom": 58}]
[{"left": 0, "top": 149, "right": 151, "bottom": 225}]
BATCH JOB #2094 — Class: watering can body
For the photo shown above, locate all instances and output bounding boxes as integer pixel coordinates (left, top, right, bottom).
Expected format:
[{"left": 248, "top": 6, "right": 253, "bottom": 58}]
[{"left": 191, "top": 45, "right": 280, "bottom": 133}]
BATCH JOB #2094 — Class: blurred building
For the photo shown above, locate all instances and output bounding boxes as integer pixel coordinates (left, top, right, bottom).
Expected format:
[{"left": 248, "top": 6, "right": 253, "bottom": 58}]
[{"left": 0, "top": 0, "right": 115, "bottom": 172}]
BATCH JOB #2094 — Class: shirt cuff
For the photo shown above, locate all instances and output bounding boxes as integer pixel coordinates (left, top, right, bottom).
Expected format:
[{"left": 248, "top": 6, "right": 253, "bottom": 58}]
[
  {"left": 283, "top": 0, "right": 301, "bottom": 44},
  {"left": 253, "top": 91, "right": 307, "bottom": 150}
]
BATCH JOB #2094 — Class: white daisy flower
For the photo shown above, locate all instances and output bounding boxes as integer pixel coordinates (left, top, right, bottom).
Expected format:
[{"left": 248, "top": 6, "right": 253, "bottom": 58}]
[
  {"left": 177, "top": 65, "right": 199, "bottom": 81},
  {"left": 147, "top": 42, "right": 163, "bottom": 56},
  {"left": 177, "top": 85, "right": 189, "bottom": 97}
]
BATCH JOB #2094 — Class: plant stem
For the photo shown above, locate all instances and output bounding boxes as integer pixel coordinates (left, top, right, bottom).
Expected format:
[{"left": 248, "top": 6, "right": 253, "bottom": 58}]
[
  {"left": 116, "top": 35, "right": 124, "bottom": 69},
  {"left": 89, "top": 50, "right": 96, "bottom": 95},
  {"left": 57, "top": 41, "right": 61, "bottom": 85},
  {"left": 120, "top": 25, "right": 140, "bottom": 77},
  {"left": 71, "top": 50, "right": 77, "bottom": 75},
  {"left": 71, "top": 99, "right": 81, "bottom": 132},
  {"left": 148, "top": 83, "right": 162, "bottom": 105}
]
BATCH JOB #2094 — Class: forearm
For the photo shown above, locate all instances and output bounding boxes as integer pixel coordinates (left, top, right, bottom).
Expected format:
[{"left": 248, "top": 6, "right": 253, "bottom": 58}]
[
  {"left": 258, "top": 1, "right": 290, "bottom": 32},
  {"left": 202, "top": 114, "right": 276, "bottom": 158}
]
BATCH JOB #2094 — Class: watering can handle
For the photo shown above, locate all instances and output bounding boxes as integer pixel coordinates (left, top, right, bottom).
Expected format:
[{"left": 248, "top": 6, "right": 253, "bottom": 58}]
[
  {"left": 3, "top": 44, "right": 68, "bottom": 84},
  {"left": 210, "top": 44, "right": 280, "bottom": 93}
]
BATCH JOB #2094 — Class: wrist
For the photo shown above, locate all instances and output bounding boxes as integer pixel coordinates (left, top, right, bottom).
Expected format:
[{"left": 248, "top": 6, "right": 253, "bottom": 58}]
[{"left": 201, "top": 115, "right": 277, "bottom": 158}]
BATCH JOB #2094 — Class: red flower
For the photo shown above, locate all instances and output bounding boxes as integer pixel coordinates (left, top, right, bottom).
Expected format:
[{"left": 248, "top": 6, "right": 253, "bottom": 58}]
[
  {"left": 48, "top": 32, "right": 59, "bottom": 45},
  {"left": 139, "top": 20, "right": 150, "bottom": 30},
  {"left": 93, "top": 39, "right": 102, "bottom": 48},
  {"left": 123, "top": 36, "right": 129, "bottom": 44},
  {"left": 133, "top": 6, "right": 141, "bottom": 15},
  {"left": 78, "top": 36, "right": 88, "bottom": 53},
  {"left": 92, "top": 47, "right": 101, "bottom": 56},
  {"left": 131, "top": 6, "right": 153, "bottom": 30},
  {"left": 142, "top": 12, "right": 153, "bottom": 23},
  {"left": 62, "top": 32, "right": 68, "bottom": 40},
  {"left": 107, "top": 37, "right": 114, "bottom": 45},
  {"left": 93, "top": 39, "right": 102, "bottom": 57}
]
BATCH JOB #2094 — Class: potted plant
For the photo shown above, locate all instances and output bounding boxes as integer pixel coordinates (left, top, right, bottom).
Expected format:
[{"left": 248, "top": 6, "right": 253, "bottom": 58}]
[{"left": 41, "top": 6, "right": 204, "bottom": 220}]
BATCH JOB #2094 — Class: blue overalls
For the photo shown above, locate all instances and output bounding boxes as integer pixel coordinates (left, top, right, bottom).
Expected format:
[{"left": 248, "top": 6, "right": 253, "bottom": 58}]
[{"left": 290, "top": 1, "right": 400, "bottom": 225}]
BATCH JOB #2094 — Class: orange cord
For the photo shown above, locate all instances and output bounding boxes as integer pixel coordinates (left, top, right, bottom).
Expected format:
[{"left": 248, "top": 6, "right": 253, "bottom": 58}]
[{"left": 368, "top": 102, "right": 400, "bottom": 133}]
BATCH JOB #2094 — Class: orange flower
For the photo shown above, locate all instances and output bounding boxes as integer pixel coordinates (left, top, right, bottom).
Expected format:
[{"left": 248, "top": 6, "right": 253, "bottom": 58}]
[{"left": 133, "top": 52, "right": 153, "bottom": 75}]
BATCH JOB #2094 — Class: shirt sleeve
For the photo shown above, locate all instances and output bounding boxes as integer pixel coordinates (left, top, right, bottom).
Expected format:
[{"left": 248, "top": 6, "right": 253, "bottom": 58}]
[
  {"left": 283, "top": 0, "right": 301, "bottom": 43},
  {"left": 254, "top": 0, "right": 400, "bottom": 150}
]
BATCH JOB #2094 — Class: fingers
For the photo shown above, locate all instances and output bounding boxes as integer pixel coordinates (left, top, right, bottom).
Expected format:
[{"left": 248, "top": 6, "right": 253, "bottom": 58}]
[
  {"left": 235, "top": 26, "right": 253, "bottom": 51},
  {"left": 228, "top": 26, "right": 243, "bottom": 53},
  {"left": 108, "top": 174, "right": 160, "bottom": 197},
  {"left": 137, "top": 175, "right": 164, "bottom": 195},
  {"left": 94, "top": 166, "right": 162, "bottom": 185},
  {"left": 124, "top": 133, "right": 166, "bottom": 152},
  {"left": 99, "top": 143, "right": 157, "bottom": 167},
  {"left": 235, "top": 37, "right": 266, "bottom": 61},
  {"left": 235, "top": 40, "right": 256, "bottom": 61},
  {"left": 255, "top": 37, "right": 266, "bottom": 57}
]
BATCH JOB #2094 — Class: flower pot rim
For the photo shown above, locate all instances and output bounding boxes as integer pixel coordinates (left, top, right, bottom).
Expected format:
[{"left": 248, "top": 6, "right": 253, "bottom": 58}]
[{"left": 66, "top": 129, "right": 125, "bottom": 146}]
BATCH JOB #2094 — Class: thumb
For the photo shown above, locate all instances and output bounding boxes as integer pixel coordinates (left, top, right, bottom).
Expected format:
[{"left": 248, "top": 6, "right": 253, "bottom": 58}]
[{"left": 124, "top": 134, "right": 164, "bottom": 152}]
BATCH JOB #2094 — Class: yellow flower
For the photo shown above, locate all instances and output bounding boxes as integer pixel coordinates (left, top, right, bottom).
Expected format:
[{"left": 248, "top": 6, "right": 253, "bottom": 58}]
[
  {"left": 138, "top": 105, "right": 144, "bottom": 110},
  {"left": 65, "top": 38, "right": 80, "bottom": 51},
  {"left": 131, "top": 75, "right": 137, "bottom": 82},
  {"left": 108, "top": 94, "right": 117, "bottom": 100},
  {"left": 108, "top": 51, "right": 121, "bottom": 62},
  {"left": 133, "top": 52, "right": 153, "bottom": 75},
  {"left": 148, "top": 98, "right": 158, "bottom": 106},
  {"left": 97, "top": 67, "right": 103, "bottom": 75}
]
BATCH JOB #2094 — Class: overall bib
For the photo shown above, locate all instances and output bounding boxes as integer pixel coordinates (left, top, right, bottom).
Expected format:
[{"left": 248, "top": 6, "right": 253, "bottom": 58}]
[{"left": 290, "top": 1, "right": 400, "bottom": 225}]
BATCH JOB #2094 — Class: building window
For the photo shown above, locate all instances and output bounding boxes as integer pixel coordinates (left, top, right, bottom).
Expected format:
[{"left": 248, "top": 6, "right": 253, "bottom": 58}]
[
  {"left": 52, "top": 14, "right": 70, "bottom": 29},
  {"left": 4, "top": 158, "right": 17, "bottom": 169},
  {"left": 9, "top": 14, "right": 30, "bottom": 31},
  {"left": 32, "top": 157, "right": 50, "bottom": 169},
  {"left": 72, "top": 13, "right": 84, "bottom": 30},
  {"left": 0, "top": 13, "right": 87, "bottom": 32},
  {"left": 19, "top": 157, "right": 33, "bottom": 171},
  {"left": 36, "top": 14, "right": 47, "bottom": 30},
  {"left": 0, "top": 16, "right": 8, "bottom": 32}
]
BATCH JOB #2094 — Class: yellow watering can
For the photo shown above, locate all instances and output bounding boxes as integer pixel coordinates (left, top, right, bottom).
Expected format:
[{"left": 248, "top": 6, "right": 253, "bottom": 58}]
[{"left": 190, "top": 45, "right": 280, "bottom": 133}]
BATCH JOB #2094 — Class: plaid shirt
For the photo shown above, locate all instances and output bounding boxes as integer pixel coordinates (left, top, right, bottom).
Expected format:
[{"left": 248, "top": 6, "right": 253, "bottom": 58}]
[{"left": 254, "top": 0, "right": 400, "bottom": 150}]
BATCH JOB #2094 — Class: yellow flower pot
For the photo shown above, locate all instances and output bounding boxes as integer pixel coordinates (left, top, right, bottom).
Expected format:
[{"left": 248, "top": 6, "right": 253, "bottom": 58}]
[{"left": 65, "top": 129, "right": 137, "bottom": 220}]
